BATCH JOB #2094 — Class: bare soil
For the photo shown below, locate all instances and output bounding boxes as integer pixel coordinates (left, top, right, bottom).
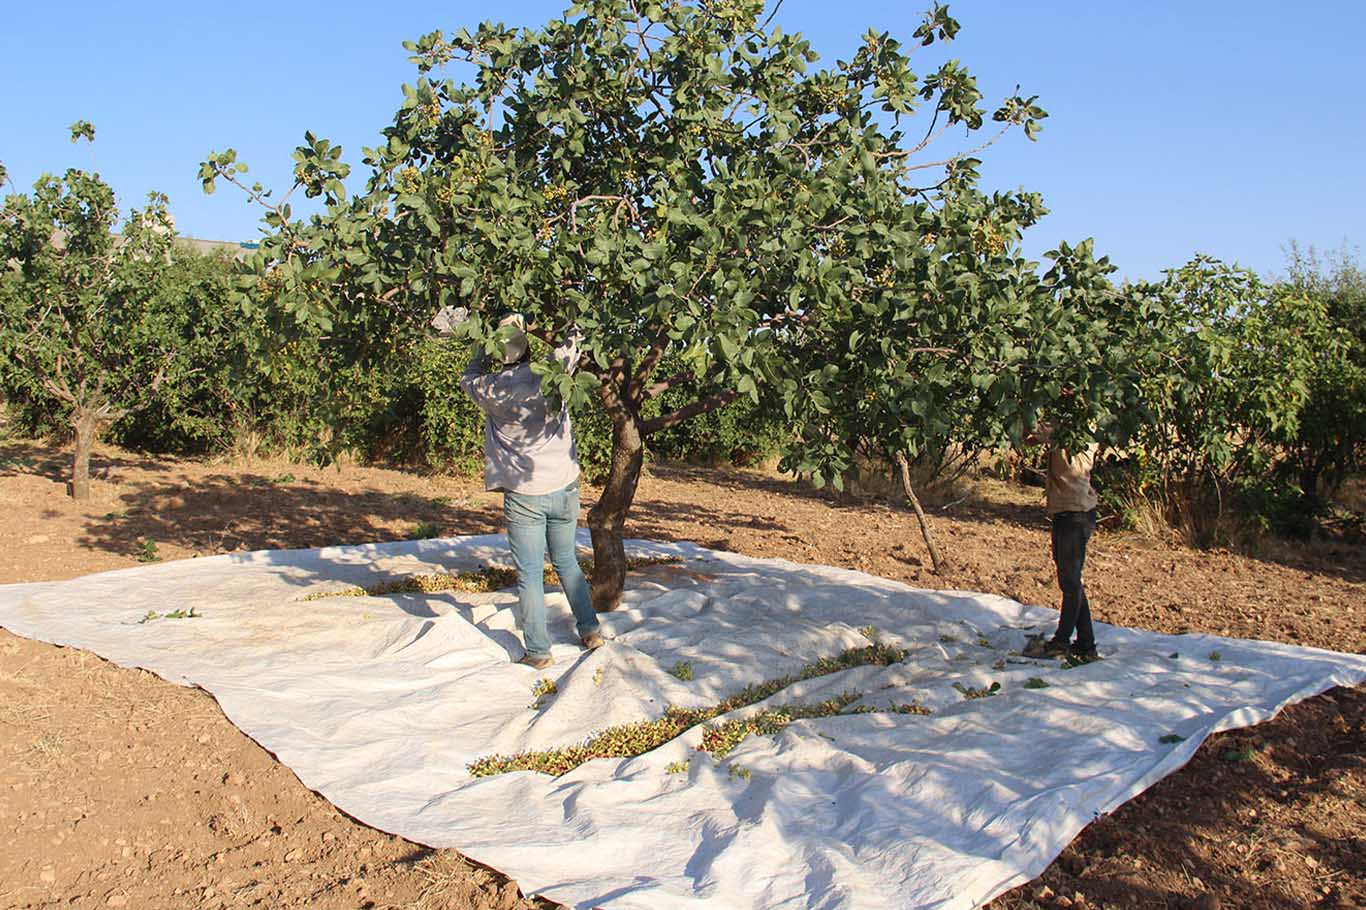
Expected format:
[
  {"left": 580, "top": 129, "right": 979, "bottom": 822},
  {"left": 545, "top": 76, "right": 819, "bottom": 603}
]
[{"left": 1, "top": 439, "right": 1362, "bottom": 910}]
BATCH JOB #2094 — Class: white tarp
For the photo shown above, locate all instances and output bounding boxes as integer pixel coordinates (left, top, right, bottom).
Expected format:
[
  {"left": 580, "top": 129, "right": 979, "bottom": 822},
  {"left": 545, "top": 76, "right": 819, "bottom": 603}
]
[{"left": 1, "top": 534, "right": 1362, "bottom": 910}]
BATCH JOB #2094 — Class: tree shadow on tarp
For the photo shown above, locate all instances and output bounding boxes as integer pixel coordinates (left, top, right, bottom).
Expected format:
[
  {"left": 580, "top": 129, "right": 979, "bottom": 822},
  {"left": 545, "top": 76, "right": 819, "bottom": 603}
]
[
  {"left": 444, "top": 599, "right": 529, "bottom": 662},
  {"left": 268, "top": 550, "right": 1361, "bottom": 910},
  {"left": 537, "top": 680, "right": 1360, "bottom": 910}
]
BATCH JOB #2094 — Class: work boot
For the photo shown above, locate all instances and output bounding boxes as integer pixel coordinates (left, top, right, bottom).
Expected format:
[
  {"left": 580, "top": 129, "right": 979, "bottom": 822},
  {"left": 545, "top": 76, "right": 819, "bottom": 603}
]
[
  {"left": 1067, "top": 643, "right": 1101, "bottom": 665},
  {"left": 1022, "top": 636, "right": 1070, "bottom": 660}
]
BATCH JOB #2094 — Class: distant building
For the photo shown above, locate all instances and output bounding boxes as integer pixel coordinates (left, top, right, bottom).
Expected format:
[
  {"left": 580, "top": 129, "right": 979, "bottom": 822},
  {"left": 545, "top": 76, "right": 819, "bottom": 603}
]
[
  {"left": 101, "top": 233, "right": 259, "bottom": 259},
  {"left": 33, "top": 214, "right": 260, "bottom": 260},
  {"left": 176, "top": 236, "right": 260, "bottom": 258}
]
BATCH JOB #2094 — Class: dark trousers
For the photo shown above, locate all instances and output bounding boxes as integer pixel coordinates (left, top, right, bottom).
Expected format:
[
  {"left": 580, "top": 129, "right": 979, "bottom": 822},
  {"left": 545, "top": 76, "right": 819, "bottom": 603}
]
[{"left": 1050, "top": 508, "right": 1097, "bottom": 649}]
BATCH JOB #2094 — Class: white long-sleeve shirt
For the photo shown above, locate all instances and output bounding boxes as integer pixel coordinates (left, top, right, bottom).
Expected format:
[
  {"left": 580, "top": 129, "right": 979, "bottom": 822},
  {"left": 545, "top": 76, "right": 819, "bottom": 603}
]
[{"left": 459, "top": 333, "right": 582, "bottom": 495}]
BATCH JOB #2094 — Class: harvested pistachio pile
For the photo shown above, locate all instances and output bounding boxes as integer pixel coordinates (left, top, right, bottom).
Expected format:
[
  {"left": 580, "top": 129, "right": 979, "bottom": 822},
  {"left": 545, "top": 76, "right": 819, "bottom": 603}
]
[
  {"left": 302, "top": 556, "right": 681, "bottom": 601},
  {"left": 468, "top": 641, "right": 921, "bottom": 778}
]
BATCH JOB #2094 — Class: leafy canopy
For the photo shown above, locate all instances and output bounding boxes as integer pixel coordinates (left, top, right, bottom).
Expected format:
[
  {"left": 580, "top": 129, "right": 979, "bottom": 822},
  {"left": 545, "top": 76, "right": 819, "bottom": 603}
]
[
  {"left": 200, "top": 0, "right": 1048, "bottom": 443},
  {"left": 0, "top": 157, "right": 185, "bottom": 426}
]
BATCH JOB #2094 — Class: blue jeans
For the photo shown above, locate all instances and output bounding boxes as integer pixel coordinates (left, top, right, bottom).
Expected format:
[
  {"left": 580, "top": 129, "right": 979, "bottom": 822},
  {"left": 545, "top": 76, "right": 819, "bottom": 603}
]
[{"left": 504, "top": 481, "right": 599, "bottom": 658}]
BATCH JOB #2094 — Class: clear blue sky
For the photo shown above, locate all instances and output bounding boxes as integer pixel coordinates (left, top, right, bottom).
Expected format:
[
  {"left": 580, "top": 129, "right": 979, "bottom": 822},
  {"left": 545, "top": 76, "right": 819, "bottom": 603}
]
[{"left": 2, "top": 1, "right": 1361, "bottom": 280}]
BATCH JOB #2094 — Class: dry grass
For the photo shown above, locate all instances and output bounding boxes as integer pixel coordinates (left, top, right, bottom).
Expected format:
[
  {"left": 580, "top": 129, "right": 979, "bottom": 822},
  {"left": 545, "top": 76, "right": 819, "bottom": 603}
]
[
  {"left": 0, "top": 699, "right": 53, "bottom": 727},
  {"left": 1112, "top": 487, "right": 1177, "bottom": 540},
  {"left": 0, "top": 669, "right": 55, "bottom": 725},
  {"left": 21, "top": 728, "right": 73, "bottom": 773},
  {"left": 27, "top": 644, "right": 219, "bottom": 733},
  {"left": 218, "top": 424, "right": 267, "bottom": 465},
  {"left": 412, "top": 853, "right": 481, "bottom": 910},
  {"left": 1337, "top": 476, "right": 1366, "bottom": 513},
  {"left": 1112, "top": 483, "right": 1271, "bottom": 552}
]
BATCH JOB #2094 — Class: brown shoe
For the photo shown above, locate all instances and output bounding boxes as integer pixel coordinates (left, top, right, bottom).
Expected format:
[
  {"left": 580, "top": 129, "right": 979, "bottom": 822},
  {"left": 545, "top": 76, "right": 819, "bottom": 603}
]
[
  {"left": 580, "top": 632, "right": 605, "bottom": 651},
  {"left": 518, "top": 653, "right": 553, "bottom": 670},
  {"left": 1022, "top": 636, "right": 1070, "bottom": 660}
]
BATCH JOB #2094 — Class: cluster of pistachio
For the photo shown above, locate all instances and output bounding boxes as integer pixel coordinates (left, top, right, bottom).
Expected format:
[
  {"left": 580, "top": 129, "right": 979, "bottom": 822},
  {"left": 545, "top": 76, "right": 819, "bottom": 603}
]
[
  {"left": 543, "top": 183, "right": 573, "bottom": 204},
  {"left": 699, "top": 693, "right": 862, "bottom": 759},
  {"left": 469, "top": 640, "right": 910, "bottom": 778},
  {"left": 530, "top": 678, "right": 560, "bottom": 710},
  {"left": 972, "top": 219, "right": 1006, "bottom": 256},
  {"left": 253, "top": 266, "right": 285, "bottom": 297},
  {"left": 396, "top": 165, "right": 423, "bottom": 194}
]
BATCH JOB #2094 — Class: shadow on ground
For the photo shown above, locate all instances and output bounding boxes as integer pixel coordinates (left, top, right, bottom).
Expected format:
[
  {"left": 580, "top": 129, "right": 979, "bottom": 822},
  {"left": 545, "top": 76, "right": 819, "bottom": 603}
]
[
  {"left": 82, "top": 478, "right": 502, "bottom": 558},
  {"left": 0, "top": 440, "right": 175, "bottom": 484},
  {"left": 641, "top": 463, "right": 1366, "bottom": 587}
]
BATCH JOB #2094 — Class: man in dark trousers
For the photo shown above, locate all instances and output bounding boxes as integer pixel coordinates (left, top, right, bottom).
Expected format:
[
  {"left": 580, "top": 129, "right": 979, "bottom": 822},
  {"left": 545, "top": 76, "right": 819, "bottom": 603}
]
[{"left": 1023, "top": 423, "right": 1101, "bottom": 661}]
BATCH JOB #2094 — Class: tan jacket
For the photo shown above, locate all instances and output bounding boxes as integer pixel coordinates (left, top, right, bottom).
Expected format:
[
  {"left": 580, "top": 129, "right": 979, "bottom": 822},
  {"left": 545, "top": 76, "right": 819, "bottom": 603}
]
[{"left": 1046, "top": 445, "right": 1099, "bottom": 515}]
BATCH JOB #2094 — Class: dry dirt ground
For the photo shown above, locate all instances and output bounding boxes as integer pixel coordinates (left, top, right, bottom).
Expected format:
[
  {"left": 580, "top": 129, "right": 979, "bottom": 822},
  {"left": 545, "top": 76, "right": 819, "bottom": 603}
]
[{"left": 1, "top": 439, "right": 1362, "bottom": 910}]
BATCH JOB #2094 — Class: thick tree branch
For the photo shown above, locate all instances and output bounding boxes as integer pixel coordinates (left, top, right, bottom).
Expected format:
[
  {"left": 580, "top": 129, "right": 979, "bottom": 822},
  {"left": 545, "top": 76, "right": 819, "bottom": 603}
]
[
  {"left": 643, "top": 367, "right": 695, "bottom": 400},
  {"left": 41, "top": 377, "right": 75, "bottom": 404},
  {"left": 43, "top": 352, "right": 77, "bottom": 403},
  {"left": 93, "top": 402, "right": 129, "bottom": 421},
  {"left": 630, "top": 329, "right": 672, "bottom": 398},
  {"left": 641, "top": 388, "right": 741, "bottom": 434}
]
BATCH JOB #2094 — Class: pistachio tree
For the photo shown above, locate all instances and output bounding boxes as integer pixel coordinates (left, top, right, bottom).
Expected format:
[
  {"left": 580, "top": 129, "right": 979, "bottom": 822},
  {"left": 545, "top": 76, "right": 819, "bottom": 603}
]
[
  {"left": 1, "top": 127, "right": 186, "bottom": 500},
  {"left": 1281, "top": 244, "right": 1366, "bottom": 504},
  {"left": 1126, "top": 257, "right": 1329, "bottom": 540},
  {"left": 777, "top": 205, "right": 1173, "bottom": 572},
  {"left": 201, "top": 0, "right": 1046, "bottom": 606}
]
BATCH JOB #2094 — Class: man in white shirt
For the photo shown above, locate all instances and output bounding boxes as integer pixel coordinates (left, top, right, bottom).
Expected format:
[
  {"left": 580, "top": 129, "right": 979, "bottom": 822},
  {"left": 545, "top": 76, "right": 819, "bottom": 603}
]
[{"left": 458, "top": 314, "right": 603, "bottom": 669}]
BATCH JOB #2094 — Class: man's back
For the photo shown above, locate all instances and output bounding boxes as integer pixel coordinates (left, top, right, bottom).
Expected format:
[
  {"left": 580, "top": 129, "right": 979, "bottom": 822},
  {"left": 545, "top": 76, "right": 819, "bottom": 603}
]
[{"left": 459, "top": 334, "right": 582, "bottom": 495}]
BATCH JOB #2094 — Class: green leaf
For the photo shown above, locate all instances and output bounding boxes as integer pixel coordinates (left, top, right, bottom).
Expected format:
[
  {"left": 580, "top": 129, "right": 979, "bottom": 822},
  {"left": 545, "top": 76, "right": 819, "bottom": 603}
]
[{"left": 68, "top": 120, "right": 96, "bottom": 143}]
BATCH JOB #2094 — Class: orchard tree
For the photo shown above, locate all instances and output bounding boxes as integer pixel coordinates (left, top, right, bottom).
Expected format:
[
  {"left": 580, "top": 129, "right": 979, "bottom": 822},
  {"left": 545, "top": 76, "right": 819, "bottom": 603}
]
[
  {"left": 778, "top": 210, "right": 1171, "bottom": 572},
  {"left": 201, "top": 0, "right": 1047, "bottom": 607},
  {"left": 1139, "top": 258, "right": 1326, "bottom": 486},
  {"left": 0, "top": 126, "right": 185, "bottom": 500},
  {"left": 1103, "top": 256, "right": 1330, "bottom": 542},
  {"left": 1282, "top": 244, "right": 1366, "bottom": 504}
]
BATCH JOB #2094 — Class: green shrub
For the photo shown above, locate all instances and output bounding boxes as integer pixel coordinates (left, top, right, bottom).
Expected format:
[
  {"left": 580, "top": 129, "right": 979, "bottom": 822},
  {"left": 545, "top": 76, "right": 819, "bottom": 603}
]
[
  {"left": 1281, "top": 244, "right": 1366, "bottom": 506},
  {"left": 1102, "top": 257, "right": 1334, "bottom": 546},
  {"left": 411, "top": 338, "right": 487, "bottom": 473}
]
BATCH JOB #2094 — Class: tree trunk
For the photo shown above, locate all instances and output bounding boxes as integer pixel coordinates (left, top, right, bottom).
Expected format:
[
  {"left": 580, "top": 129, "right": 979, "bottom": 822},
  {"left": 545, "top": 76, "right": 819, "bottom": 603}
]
[
  {"left": 71, "top": 407, "right": 99, "bottom": 502},
  {"left": 1299, "top": 461, "right": 1322, "bottom": 509},
  {"left": 587, "top": 410, "right": 646, "bottom": 611},
  {"left": 895, "top": 453, "right": 945, "bottom": 574}
]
